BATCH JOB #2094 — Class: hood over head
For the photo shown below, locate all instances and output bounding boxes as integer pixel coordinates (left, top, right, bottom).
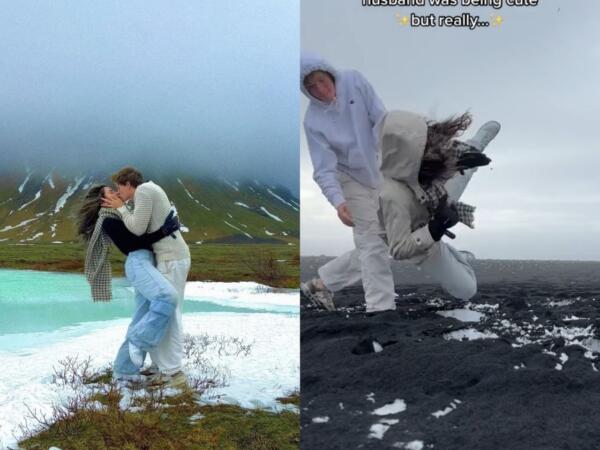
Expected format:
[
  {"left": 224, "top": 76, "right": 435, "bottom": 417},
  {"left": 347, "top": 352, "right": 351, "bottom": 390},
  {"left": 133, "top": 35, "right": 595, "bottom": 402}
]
[
  {"left": 379, "top": 110, "right": 428, "bottom": 186},
  {"left": 300, "top": 51, "right": 339, "bottom": 104}
]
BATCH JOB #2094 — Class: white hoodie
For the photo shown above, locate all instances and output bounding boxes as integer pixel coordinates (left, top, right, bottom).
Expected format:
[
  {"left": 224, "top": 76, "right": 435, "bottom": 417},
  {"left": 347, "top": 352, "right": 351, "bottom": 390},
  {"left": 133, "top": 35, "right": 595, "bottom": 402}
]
[{"left": 301, "top": 52, "right": 386, "bottom": 208}]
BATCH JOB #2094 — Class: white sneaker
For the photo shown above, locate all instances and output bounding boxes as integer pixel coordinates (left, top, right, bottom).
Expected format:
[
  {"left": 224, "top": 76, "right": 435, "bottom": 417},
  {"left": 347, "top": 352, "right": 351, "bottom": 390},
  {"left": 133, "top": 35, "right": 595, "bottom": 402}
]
[
  {"left": 466, "top": 121, "right": 501, "bottom": 152},
  {"left": 128, "top": 342, "right": 145, "bottom": 367},
  {"left": 301, "top": 278, "right": 336, "bottom": 311}
]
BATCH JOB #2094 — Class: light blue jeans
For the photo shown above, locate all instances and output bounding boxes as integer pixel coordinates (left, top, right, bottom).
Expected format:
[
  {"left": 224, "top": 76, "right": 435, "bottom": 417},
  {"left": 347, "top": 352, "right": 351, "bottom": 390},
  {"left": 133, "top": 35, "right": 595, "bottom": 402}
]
[{"left": 113, "top": 249, "right": 178, "bottom": 378}]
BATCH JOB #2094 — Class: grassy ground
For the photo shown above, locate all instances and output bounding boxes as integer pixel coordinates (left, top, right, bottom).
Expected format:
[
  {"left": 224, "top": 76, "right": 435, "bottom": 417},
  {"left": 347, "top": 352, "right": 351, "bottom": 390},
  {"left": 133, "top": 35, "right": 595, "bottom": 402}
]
[
  {"left": 4, "top": 242, "right": 300, "bottom": 448},
  {"left": 18, "top": 369, "right": 300, "bottom": 450},
  {"left": 0, "top": 242, "right": 299, "bottom": 288}
]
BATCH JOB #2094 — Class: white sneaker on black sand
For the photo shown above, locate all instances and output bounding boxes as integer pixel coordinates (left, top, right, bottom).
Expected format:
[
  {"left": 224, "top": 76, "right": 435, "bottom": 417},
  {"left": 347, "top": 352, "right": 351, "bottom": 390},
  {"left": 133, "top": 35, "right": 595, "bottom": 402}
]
[{"left": 301, "top": 278, "right": 336, "bottom": 311}]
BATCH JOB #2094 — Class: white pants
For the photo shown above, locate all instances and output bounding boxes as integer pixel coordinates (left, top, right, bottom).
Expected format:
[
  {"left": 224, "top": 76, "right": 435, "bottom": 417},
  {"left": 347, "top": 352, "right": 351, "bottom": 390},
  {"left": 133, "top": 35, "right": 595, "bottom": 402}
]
[
  {"left": 149, "top": 257, "right": 191, "bottom": 375},
  {"left": 419, "top": 137, "right": 481, "bottom": 300},
  {"left": 319, "top": 173, "right": 396, "bottom": 312}
]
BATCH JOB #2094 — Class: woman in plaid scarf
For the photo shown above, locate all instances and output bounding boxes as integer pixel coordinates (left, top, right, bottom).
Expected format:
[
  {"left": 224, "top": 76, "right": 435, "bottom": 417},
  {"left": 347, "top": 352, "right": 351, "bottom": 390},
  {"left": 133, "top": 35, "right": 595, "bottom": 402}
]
[
  {"left": 379, "top": 110, "right": 500, "bottom": 301},
  {"left": 78, "top": 185, "right": 182, "bottom": 383}
]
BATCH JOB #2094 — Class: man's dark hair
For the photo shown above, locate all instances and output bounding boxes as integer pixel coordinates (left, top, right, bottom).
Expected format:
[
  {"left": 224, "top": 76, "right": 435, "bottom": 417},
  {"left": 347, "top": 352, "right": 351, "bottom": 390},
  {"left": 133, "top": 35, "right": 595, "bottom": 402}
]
[{"left": 112, "top": 167, "right": 144, "bottom": 187}]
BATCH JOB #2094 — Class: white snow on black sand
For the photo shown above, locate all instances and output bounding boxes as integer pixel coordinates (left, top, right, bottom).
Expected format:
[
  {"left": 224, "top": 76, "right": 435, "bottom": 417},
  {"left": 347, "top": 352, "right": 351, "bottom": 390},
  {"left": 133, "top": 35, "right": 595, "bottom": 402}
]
[{"left": 300, "top": 259, "right": 600, "bottom": 450}]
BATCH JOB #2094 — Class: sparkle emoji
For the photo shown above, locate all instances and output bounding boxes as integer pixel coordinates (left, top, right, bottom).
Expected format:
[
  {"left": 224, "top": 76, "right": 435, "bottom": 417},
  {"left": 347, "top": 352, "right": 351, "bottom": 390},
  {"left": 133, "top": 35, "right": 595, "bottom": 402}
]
[
  {"left": 395, "top": 13, "right": 410, "bottom": 26},
  {"left": 491, "top": 15, "right": 504, "bottom": 27}
]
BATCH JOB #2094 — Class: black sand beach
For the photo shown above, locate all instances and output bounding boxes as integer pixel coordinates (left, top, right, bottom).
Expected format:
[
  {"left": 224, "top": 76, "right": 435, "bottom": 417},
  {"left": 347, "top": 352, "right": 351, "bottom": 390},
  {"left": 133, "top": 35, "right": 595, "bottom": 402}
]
[{"left": 301, "top": 258, "right": 600, "bottom": 450}]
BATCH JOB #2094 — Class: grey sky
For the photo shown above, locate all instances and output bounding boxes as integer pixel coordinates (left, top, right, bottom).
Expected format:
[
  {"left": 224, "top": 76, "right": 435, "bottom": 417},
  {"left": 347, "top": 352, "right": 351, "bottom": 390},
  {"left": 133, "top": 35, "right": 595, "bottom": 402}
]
[
  {"left": 0, "top": 0, "right": 299, "bottom": 191},
  {"left": 301, "top": 0, "right": 600, "bottom": 260}
]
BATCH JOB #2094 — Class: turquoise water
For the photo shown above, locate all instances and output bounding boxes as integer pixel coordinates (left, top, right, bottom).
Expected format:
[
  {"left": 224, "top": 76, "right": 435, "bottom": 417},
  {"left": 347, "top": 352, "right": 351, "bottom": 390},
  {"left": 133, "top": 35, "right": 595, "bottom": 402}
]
[{"left": 0, "top": 269, "right": 286, "bottom": 337}]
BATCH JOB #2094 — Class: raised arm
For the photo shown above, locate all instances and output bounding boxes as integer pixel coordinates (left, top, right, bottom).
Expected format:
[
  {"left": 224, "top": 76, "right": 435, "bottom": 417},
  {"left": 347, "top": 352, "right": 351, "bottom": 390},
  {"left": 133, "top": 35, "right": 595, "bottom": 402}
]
[{"left": 102, "top": 213, "right": 179, "bottom": 254}]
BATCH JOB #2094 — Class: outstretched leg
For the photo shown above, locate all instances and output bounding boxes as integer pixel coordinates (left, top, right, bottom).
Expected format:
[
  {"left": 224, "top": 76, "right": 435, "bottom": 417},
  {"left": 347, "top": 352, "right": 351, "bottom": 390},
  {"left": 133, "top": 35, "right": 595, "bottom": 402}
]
[
  {"left": 420, "top": 242, "right": 477, "bottom": 300},
  {"left": 330, "top": 173, "right": 395, "bottom": 312},
  {"left": 420, "top": 121, "right": 500, "bottom": 300},
  {"left": 445, "top": 121, "right": 501, "bottom": 202}
]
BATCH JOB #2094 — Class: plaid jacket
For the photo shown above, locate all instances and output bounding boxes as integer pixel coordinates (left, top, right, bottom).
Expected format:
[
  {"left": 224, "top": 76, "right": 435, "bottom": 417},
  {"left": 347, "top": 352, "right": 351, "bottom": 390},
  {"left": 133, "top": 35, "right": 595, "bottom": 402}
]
[
  {"left": 421, "top": 141, "right": 476, "bottom": 229},
  {"left": 84, "top": 208, "right": 120, "bottom": 302}
]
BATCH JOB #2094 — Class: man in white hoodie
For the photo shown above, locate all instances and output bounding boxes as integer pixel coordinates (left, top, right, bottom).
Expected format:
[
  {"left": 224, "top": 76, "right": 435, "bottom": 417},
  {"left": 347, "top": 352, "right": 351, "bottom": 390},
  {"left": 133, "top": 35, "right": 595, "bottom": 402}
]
[{"left": 300, "top": 52, "right": 396, "bottom": 313}]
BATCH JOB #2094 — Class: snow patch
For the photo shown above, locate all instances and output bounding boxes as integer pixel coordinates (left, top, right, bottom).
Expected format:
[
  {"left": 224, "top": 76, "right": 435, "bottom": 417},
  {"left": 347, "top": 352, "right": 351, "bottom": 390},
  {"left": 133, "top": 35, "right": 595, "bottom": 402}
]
[
  {"left": 0, "top": 218, "right": 39, "bottom": 233},
  {"left": 18, "top": 171, "right": 32, "bottom": 193},
  {"left": 266, "top": 188, "right": 298, "bottom": 211},
  {"left": 223, "top": 179, "right": 240, "bottom": 192},
  {"left": 437, "top": 308, "right": 485, "bottom": 322},
  {"left": 224, "top": 221, "right": 253, "bottom": 239},
  {"left": 369, "top": 419, "right": 399, "bottom": 440},
  {"left": 372, "top": 399, "right": 406, "bottom": 416},
  {"left": 312, "top": 416, "right": 329, "bottom": 424},
  {"left": 393, "top": 441, "right": 425, "bottom": 450},
  {"left": 443, "top": 329, "right": 499, "bottom": 341},
  {"left": 17, "top": 190, "right": 42, "bottom": 211},
  {"left": 45, "top": 172, "right": 55, "bottom": 189},
  {"left": 54, "top": 176, "right": 85, "bottom": 214},
  {"left": 186, "top": 282, "right": 298, "bottom": 312},
  {"left": 432, "top": 399, "right": 462, "bottom": 418},
  {"left": 22, "top": 232, "right": 43, "bottom": 242},
  {"left": 260, "top": 206, "right": 283, "bottom": 222},
  {"left": 234, "top": 202, "right": 250, "bottom": 209},
  {"left": 178, "top": 178, "right": 197, "bottom": 202},
  {"left": 564, "top": 315, "right": 587, "bottom": 322}
]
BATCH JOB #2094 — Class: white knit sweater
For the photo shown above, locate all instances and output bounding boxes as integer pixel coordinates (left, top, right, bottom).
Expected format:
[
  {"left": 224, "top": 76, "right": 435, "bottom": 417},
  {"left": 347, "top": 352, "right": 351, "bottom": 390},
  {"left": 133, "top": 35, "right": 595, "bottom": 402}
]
[{"left": 117, "top": 181, "right": 190, "bottom": 263}]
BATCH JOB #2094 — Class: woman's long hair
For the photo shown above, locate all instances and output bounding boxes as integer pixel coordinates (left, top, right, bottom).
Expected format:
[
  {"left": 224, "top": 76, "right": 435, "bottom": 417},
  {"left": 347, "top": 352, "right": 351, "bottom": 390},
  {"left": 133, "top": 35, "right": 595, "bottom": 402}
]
[
  {"left": 77, "top": 184, "right": 106, "bottom": 242},
  {"left": 419, "top": 112, "right": 472, "bottom": 186}
]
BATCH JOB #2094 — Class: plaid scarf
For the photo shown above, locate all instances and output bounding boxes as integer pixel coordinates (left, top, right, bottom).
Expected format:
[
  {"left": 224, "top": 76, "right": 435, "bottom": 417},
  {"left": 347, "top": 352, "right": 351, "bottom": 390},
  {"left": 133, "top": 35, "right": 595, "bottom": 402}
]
[
  {"left": 84, "top": 208, "right": 120, "bottom": 302},
  {"left": 420, "top": 141, "right": 477, "bottom": 229}
]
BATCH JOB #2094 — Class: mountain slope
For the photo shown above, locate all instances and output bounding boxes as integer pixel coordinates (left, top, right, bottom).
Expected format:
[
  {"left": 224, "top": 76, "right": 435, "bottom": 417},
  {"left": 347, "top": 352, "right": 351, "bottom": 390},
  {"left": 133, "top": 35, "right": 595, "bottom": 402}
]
[{"left": 0, "top": 168, "right": 299, "bottom": 245}]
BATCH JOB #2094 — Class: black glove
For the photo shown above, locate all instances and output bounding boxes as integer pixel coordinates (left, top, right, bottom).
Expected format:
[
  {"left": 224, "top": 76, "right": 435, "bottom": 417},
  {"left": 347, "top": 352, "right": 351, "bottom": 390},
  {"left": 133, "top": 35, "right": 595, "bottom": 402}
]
[
  {"left": 457, "top": 151, "right": 491, "bottom": 174},
  {"left": 428, "top": 198, "right": 459, "bottom": 241},
  {"left": 158, "top": 210, "right": 180, "bottom": 239}
]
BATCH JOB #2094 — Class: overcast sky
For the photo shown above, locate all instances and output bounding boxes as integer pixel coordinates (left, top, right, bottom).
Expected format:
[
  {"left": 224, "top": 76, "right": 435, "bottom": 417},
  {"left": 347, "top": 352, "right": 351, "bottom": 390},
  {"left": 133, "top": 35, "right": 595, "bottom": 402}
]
[
  {"left": 0, "top": 1, "right": 299, "bottom": 191},
  {"left": 301, "top": 0, "right": 600, "bottom": 260}
]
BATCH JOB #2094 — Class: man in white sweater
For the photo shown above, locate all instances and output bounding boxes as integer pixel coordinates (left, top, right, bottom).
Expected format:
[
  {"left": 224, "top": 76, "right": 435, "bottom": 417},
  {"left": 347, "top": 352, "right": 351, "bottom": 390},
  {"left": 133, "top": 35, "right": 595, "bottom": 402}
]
[
  {"left": 102, "top": 167, "right": 191, "bottom": 386},
  {"left": 300, "top": 52, "right": 396, "bottom": 313}
]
